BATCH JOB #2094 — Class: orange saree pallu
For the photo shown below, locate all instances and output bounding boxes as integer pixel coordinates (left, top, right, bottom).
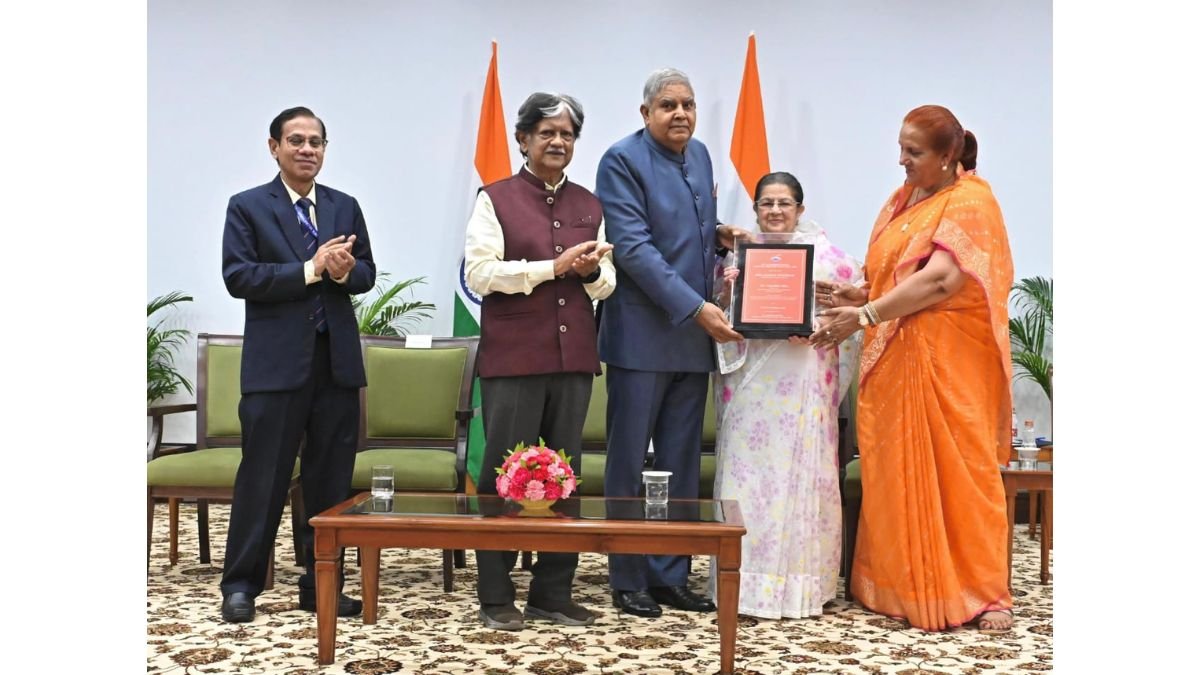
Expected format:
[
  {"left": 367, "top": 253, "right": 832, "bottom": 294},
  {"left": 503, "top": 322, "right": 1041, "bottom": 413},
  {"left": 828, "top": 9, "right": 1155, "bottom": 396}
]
[{"left": 850, "top": 175, "right": 1015, "bottom": 630}]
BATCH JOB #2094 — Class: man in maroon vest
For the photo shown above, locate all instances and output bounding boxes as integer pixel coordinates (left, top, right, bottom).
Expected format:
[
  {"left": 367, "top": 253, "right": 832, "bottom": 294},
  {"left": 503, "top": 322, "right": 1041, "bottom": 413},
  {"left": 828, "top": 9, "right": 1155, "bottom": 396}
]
[{"left": 463, "top": 92, "right": 615, "bottom": 630}]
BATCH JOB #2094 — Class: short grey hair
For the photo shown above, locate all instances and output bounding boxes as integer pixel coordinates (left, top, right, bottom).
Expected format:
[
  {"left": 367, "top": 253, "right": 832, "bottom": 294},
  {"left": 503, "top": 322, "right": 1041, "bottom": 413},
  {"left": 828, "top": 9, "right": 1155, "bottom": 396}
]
[
  {"left": 642, "top": 68, "right": 693, "bottom": 107},
  {"left": 514, "top": 92, "right": 585, "bottom": 136}
]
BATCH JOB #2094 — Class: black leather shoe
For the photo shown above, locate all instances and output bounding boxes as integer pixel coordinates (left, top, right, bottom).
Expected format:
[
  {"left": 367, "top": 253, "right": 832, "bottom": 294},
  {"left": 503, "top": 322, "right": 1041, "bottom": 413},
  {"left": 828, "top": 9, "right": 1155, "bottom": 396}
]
[
  {"left": 298, "top": 588, "right": 363, "bottom": 617},
  {"left": 648, "top": 585, "right": 716, "bottom": 612},
  {"left": 611, "top": 590, "right": 662, "bottom": 618},
  {"left": 221, "top": 592, "right": 255, "bottom": 623}
]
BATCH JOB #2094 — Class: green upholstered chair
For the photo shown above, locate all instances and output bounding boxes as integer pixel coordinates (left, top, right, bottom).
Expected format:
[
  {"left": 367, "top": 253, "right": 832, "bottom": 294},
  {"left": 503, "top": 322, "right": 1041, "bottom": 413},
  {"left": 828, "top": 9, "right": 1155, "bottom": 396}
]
[
  {"left": 839, "top": 375, "right": 862, "bottom": 601},
  {"left": 146, "top": 334, "right": 303, "bottom": 589},
  {"left": 578, "top": 365, "right": 609, "bottom": 497},
  {"left": 578, "top": 365, "right": 719, "bottom": 498},
  {"left": 353, "top": 335, "right": 479, "bottom": 591}
]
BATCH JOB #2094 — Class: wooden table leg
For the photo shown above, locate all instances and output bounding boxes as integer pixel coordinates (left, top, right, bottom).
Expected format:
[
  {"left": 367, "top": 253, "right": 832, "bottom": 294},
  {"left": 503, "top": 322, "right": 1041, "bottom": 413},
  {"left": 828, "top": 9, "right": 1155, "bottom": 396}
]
[
  {"left": 1005, "top": 479, "right": 1017, "bottom": 590},
  {"left": 717, "top": 541, "right": 741, "bottom": 675},
  {"left": 362, "top": 547, "right": 380, "bottom": 624},
  {"left": 1028, "top": 491, "right": 1039, "bottom": 538},
  {"left": 1040, "top": 491, "right": 1052, "bottom": 584},
  {"left": 316, "top": 558, "right": 338, "bottom": 665}
]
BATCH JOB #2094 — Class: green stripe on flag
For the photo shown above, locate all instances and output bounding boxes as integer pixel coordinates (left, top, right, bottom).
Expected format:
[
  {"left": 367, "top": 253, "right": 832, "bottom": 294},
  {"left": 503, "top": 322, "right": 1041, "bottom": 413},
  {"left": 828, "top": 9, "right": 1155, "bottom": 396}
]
[{"left": 453, "top": 292, "right": 485, "bottom": 485}]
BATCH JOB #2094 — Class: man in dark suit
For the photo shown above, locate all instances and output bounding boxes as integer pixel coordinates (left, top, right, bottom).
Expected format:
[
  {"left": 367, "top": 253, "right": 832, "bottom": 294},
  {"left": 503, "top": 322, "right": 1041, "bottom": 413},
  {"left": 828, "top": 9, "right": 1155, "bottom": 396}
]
[
  {"left": 219, "top": 106, "right": 375, "bottom": 623},
  {"left": 595, "top": 68, "right": 745, "bottom": 618}
]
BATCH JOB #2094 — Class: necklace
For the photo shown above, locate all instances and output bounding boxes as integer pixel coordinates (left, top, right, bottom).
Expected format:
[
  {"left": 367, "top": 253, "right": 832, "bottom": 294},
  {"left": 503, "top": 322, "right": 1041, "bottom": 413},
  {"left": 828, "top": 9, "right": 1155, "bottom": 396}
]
[{"left": 899, "top": 177, "right": 955, "bottom": 232}]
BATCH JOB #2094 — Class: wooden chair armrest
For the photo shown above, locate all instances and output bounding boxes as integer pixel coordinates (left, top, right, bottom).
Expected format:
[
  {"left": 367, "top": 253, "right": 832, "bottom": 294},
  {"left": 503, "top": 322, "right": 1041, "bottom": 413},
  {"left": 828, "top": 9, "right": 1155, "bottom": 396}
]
[
  {"left": 147, "top": 403, "right": 198, "bottom": 460},
  {"left": 148, "top": 403, "right": 198, "bottom": 417},
  {"left": 152, "top": 444, "right": 196, "bottom": 458},
  {"left": 453, "top": 407, "right": 478, "bottom": 490}
]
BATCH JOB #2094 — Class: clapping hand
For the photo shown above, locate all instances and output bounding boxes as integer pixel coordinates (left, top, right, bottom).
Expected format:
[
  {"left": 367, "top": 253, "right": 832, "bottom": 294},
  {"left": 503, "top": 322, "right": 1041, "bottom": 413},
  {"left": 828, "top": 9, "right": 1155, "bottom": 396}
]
[
  {"left": 323, "top": 235, "right": 357, "bottom": 279},
  {"left": 312, "top": 235, "right": 356, "bottom": 278},
  {"left": 570, "top": 242, "right": 613, "bottom": 279},
  {"left": 554, "top": 240, "right": 601, "bottom": 277}
]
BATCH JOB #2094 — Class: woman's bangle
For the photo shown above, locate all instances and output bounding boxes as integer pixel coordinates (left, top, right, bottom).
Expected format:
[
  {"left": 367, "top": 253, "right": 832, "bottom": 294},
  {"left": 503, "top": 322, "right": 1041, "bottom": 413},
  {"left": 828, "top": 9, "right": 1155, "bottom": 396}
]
[{"left": 864, "top": 301, "right": 881, "bottom": 326}]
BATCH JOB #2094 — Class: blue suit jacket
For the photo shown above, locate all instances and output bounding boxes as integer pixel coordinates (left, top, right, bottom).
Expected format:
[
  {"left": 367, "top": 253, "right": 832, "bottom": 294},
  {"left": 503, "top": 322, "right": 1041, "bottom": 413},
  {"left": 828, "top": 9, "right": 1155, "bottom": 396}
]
[
  {"left": 595, "top": 130, "right": 719, "bottom": 372},
  {"left": 222, "top": 174, "right": 375, "bottom": 393}
]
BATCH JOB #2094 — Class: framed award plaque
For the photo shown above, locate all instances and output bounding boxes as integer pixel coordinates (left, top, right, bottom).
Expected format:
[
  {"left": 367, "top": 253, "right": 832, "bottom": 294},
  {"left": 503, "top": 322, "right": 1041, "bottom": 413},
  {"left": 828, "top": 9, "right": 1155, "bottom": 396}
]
[{"left": 729, "top": 240, "right": 815, "bottom": 339}]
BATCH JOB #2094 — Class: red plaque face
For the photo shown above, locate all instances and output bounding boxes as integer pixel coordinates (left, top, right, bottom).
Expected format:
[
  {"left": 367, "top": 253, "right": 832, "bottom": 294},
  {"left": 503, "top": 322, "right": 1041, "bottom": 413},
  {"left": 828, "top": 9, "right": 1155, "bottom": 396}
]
[{"left": 731, "top": 242, "right": 815, "bottom": 339}]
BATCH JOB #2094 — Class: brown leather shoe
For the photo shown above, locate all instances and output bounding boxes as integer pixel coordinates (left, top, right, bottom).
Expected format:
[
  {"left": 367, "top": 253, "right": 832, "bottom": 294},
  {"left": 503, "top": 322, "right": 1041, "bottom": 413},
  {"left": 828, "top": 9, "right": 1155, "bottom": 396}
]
[
  {"left": 479, "top": 602, "right": 524, "bottom": 630},
  {"left": 525, "top": 600, "right": 595, "bottom": 626}
]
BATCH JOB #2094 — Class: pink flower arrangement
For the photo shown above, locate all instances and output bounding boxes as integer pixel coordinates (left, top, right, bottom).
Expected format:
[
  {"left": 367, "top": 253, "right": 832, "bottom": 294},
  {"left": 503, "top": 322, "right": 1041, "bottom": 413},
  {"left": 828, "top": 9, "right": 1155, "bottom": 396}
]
[{"left": 495, "top": 440, "right": 578, "bottom": 502}]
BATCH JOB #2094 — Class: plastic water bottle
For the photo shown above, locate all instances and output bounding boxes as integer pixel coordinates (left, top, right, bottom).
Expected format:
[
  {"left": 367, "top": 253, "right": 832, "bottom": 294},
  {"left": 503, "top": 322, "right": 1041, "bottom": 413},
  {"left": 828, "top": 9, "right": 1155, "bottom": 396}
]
[
  {"left": 1021, "top": 419, "right": 1037, "bottom": 448},
  {"left": 1011, "top": 408, "right": 1019, "bottom": 447}
]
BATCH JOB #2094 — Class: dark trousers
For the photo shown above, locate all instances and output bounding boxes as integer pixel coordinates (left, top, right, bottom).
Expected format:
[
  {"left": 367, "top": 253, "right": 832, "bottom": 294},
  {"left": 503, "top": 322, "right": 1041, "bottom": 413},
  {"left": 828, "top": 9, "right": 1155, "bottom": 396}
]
[
  {"left": 220, "top": 332, "right": 360, "bottom": 597},
  {"left": 604, "top": 365, "right": 706, "bottom": 591},
  {"left": 475, "top": 373, "right": 590, "bottom": 608}
]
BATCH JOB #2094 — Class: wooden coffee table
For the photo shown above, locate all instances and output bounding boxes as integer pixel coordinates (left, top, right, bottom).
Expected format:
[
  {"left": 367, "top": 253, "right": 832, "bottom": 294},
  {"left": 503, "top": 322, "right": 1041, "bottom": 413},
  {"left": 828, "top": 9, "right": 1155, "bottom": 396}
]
[
  {"left": 310, "top": 493, "right": 747, "bottom": 673},
  {"left": 1001, "top": 462, "right": 1053, "bottom": 587}
]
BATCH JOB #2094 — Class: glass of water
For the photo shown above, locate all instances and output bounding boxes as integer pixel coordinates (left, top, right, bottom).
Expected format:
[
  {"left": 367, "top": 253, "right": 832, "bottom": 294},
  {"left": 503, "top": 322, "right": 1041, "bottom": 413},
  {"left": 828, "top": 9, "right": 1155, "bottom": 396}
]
[
  {"left": 372, "top": 465, "right": 394, "bottom": 498},
  {"left": 642, "top": 470, "right": 672, "bottom": 506}
]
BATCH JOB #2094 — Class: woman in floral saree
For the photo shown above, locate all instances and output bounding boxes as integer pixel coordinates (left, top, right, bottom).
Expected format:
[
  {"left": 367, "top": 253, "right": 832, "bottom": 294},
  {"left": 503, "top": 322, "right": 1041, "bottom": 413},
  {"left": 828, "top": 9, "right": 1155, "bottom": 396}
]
[
  {"left": 710, "top": 172, "right": 861, "bottom": 619},
  {"left": 811, "top": 106, "right": 1015, "bottom": 632}
]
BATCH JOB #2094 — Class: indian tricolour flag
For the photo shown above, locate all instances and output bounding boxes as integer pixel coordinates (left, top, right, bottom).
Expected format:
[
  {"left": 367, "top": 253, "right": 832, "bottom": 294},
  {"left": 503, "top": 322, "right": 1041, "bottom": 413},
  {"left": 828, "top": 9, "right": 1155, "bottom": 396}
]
[
  {"left": 456, "top": 40, "right": 512, "bottom": 485},
  {"left": 730, "top": 32, "right": 771, "bottom": 201}
]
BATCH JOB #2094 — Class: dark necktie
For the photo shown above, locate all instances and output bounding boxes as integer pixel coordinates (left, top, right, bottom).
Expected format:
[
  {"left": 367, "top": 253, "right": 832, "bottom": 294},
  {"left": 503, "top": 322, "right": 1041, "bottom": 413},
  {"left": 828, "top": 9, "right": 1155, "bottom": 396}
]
[{"left": 294, "top": 198, "right": 326, "bottom": 333}]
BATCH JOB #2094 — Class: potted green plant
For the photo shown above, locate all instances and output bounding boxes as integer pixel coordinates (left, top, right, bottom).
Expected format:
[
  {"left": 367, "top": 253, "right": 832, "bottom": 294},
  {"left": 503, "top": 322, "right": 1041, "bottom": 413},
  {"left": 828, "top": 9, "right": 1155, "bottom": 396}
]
[
  {"left": 1009, "top": 276, "right": 1052, "bottom": 403},
  {"left": 148, "top": 291, "right": 194, "bottom": 404},
  {"left": 353, "top": 273, "right": 436, "bottom": 336}
]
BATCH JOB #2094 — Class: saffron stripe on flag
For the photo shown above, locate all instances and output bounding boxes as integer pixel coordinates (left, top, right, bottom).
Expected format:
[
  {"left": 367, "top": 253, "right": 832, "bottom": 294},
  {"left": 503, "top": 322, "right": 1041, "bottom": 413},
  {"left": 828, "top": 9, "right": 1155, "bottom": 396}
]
[{"left": 730, "top": 32, "right": 771, "bottom": 200}]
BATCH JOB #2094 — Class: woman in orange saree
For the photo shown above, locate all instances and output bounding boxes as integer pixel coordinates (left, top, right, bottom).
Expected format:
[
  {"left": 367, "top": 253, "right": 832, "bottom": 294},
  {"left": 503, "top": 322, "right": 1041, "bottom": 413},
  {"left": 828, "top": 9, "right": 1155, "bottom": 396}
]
[{"left": 810, "top": 105, "right": 1015, "bottom": 632}]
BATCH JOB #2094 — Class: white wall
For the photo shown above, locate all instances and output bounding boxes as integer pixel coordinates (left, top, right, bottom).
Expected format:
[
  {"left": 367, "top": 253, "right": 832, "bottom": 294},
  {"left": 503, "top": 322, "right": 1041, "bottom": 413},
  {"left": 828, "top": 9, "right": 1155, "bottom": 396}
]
[{"left": 149, "top": 0, "right": 1053, "bottom": 441}]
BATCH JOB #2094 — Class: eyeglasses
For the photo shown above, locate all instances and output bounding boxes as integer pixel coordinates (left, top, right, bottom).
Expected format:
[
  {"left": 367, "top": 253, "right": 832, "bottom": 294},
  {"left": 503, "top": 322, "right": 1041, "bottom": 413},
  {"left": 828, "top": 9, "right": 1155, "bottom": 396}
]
[
  {"left": 535, "top": 129, "right": 576, "bottom": 142},
  {"left": 284, "top": 135, "right": 329, "bottom": 149},
  {"left": 755, "top": 199, "right": 798, "bottom": 210}
]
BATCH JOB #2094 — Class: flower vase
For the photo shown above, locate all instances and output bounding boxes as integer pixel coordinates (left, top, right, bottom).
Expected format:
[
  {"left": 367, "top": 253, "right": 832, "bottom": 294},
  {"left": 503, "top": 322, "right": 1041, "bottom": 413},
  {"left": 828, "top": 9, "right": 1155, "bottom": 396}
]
[{"left": 516, "top": 499, "right": 557, "bottom": 516}]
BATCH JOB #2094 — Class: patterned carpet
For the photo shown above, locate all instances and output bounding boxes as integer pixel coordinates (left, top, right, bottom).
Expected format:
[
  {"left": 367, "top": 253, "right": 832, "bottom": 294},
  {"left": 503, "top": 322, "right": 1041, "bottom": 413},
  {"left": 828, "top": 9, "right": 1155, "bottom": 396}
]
[{"left": 147, "top": 502, "right": 1052, "bottom": 674}]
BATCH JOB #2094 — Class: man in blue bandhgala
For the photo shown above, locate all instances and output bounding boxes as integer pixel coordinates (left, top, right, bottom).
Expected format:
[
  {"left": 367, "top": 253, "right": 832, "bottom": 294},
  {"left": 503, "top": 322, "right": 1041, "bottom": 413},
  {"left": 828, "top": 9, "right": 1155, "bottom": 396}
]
[{"left": 595, "top": 68, "right": 747, "bottom": 619}]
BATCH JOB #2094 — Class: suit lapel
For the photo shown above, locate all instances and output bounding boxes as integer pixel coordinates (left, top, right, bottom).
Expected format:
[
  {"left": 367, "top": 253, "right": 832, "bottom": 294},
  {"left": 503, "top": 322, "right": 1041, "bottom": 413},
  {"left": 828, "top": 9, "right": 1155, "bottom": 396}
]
[
  {"left": 268, "top": 175, "right": 309, "bottom": 261},
  {"left": 315, "top": 184, "right": 338, "bottom": 246}
]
